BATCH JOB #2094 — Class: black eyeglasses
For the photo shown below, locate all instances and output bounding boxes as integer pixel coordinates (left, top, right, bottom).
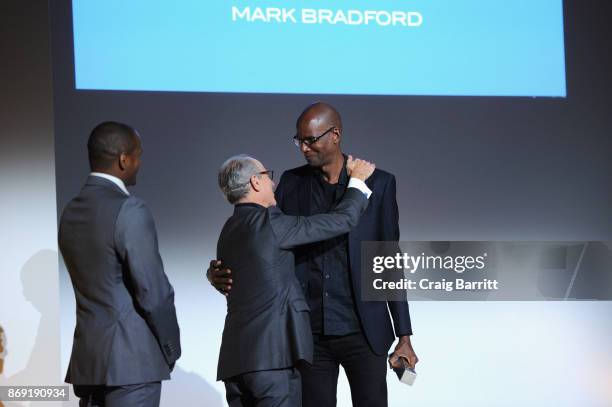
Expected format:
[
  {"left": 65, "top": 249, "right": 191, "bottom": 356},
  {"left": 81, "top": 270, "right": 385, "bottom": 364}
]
[
  {"left": 293, "top": 127, "right": 335, "bottom": 147},
  {"left": 258, "top": 170, "right": 274, "bottom": 181}
]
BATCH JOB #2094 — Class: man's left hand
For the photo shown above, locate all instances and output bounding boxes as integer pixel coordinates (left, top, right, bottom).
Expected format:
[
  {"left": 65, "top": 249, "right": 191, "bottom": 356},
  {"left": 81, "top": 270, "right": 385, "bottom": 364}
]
[{"left": 389, "top": 335, "right": 419, "bottom": 369}]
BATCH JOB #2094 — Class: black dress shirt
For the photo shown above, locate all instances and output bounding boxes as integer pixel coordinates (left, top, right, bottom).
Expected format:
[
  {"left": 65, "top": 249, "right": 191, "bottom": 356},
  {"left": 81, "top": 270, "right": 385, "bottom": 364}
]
[{"left": 307, "top": 163, "right": 361, "bottom": 336}]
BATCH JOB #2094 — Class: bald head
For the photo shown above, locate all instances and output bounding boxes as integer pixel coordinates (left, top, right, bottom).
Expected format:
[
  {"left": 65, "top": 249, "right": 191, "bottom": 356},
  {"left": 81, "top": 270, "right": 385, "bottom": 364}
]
[
  {"left": 296, "top": 102, "right": 342, "bottom": 131},
  {"left": 295, "top": 102, "right": 344, "bottom": 168}
]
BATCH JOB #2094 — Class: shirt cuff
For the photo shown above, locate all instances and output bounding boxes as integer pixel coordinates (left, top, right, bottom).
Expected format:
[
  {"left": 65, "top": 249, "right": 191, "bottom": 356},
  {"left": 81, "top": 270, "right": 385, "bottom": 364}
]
[{"left": 348, "top": 178, "right": 372, "bottom": 199}]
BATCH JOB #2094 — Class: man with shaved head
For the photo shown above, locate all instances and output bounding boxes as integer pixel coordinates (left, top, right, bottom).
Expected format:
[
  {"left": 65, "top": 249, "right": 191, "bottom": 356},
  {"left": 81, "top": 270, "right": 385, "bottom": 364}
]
[
  {"left": 209, "top": 103, "right": 418, "bottom": 406},
  {"left": 59, "top": 122, "right": 181, "bottom": 406},
  {"left": 294, "top": 102, "right": 343, "bottom": 169}
]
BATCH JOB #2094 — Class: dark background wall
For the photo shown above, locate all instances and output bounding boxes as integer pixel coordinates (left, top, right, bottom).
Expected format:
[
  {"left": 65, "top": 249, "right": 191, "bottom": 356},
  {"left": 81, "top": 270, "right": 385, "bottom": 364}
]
[
  {"left": 48, "top": 1, "right": 612, "bottom": 406},
  {"left": 51, "top": 1, "right": 611, "bottom": 243}
]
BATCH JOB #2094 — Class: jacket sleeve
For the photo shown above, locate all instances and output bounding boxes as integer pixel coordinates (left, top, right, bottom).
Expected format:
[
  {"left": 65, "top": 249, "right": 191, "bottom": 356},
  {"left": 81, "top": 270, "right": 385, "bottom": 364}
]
[
  {"left": 269, "top": 188, "right": 368, "bottom": 249},
  {"left": 114, "top": 197, "right": 182, "bottom": 367},
  {"left": 381, "top": 175, "right": 414, "bottom": 336}
]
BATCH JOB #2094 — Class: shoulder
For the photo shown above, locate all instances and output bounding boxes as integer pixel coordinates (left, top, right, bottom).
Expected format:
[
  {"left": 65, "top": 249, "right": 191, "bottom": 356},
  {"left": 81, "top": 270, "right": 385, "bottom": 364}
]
[
  {"left": 116, "top": 196, "right": 154, "bottom": 226},
  {"left": 367, "top": 167, "right": 396, "bottom": 191},
  {"left": 372, "top": 167, "right": 395, "bottom": 181},
  {"left": 277, "top": 165, "right": 312, "bottom": 199},
  {"left": 119, "top": 195, "right": 148, "bottom": 212},
  {"left": 265, "top": 205, "right": 285, "bottom": 221},
  {"left": 59, "top": 196, "right": 79, "bottom": 219},
  {"left": 280, "top": 164, "right": 312, "bottom": 182}
]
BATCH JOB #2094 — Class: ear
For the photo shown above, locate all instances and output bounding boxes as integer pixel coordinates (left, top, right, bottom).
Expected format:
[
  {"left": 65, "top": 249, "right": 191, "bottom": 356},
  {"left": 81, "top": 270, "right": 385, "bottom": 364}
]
[
  {"left": 118, "top": 152, "right": 128, "bottom": 171},
  {"left": 333, "top": 128, "right": 341, "bottom": 144},
  {"left": 250, "top": 175, "right": 261, "bottom": 192}
]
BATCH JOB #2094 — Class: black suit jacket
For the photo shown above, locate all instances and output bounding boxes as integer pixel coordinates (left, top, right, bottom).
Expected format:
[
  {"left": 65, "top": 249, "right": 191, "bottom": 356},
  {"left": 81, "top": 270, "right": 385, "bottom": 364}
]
[
  {"left": 58, "top": 176, "right": 181, "bottom": 385},
  {"left": 216, "top": 188, "right": 368, "bottom": 380},
  {"left": 275, "top": 165, "right": 413, "bottom": 356}
]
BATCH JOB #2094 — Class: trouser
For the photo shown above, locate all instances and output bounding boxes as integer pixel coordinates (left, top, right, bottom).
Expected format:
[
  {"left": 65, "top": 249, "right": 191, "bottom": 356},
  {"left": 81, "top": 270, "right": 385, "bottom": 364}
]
[
  {"left": 73, "top": 382, "right": 161, "bottom": 407},
  {"left": 224, "top": 367, "right": 302, "bottom": 407},
  {"left": 300, "top": 332, "right": 388, "bottom": 407}
]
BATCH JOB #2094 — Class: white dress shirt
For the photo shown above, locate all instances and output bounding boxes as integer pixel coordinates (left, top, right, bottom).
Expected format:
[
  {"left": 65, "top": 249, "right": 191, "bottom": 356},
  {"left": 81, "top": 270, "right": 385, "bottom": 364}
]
[{"left": 347, "top": 177, "right": 373, "bottom": 199}]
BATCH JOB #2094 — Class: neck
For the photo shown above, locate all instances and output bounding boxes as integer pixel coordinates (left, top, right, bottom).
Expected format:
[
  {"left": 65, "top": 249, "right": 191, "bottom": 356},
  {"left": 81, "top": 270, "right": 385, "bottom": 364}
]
[{"left": 320, "top": 151, "right": 345, "bottom": 184}]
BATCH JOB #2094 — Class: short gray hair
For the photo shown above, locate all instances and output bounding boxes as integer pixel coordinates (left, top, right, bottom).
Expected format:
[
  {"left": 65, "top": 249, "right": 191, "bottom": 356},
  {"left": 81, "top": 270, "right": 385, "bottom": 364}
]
[{"left": 218, "top": 154, "right": 261, "bottom": 204}]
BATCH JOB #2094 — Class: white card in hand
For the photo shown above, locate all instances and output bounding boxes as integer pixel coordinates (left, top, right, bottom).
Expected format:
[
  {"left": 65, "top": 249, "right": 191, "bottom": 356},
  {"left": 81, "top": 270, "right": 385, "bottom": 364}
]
[{"left": 398, "top": 367, "right": 417, "bottom": 386}]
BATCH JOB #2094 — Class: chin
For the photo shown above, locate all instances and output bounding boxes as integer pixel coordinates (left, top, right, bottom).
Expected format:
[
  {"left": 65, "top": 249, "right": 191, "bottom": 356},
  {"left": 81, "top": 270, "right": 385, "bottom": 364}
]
[{"left": 305, "top": 157, "right": 321, "bottom": 168}]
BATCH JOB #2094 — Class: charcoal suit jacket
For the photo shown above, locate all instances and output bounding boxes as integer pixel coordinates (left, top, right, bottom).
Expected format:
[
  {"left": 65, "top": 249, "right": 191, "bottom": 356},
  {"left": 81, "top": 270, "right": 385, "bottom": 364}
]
[
  {"left": 59, "top": 175, "right": 181, "bottom": 386},
  {"left": 216, "top": 187, "right": 368, "bottom": 380}
]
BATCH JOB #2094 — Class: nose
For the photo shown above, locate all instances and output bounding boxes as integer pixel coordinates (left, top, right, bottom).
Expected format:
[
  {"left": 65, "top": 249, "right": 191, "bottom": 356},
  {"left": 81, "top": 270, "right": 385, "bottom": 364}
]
[{"left": 300, "top": 142, "right": 311, "bottom": 154}]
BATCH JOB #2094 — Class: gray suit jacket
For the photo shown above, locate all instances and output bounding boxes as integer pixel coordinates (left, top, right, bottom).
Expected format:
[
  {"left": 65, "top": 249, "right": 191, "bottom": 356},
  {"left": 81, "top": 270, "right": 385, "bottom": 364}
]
[
  {"left": 59, "top": 176, "right": 181, "bottom": 386},
  {"left": 216, "top": 187, "right": 368, "bottom": 380}
]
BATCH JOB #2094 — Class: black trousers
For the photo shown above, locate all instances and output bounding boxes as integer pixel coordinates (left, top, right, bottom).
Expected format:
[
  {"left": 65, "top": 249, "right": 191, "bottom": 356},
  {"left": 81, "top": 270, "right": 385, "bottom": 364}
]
[
  {"left": 224, "top": 367, "right": 302, "bottom": 407},
  {"left": 300, "top": 332, "right": 388, "bottom": 407},
  {"left": 74, "top": 382, "right": 161, "bottom": 407}
]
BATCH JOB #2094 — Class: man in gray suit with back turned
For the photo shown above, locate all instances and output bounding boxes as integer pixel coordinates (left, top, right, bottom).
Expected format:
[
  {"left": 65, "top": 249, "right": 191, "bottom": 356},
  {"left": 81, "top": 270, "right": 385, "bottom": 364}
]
[
  {"left": 215, "top": 154, "right": 375, "bottom": 406},
  {"left": 59, "top": 121, "right": 181, "bottom": 407}
]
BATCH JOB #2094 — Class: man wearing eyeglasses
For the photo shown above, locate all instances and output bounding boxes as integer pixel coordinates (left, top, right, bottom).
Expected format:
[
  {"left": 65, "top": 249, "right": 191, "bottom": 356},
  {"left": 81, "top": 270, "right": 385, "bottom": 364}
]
[
  {"left": 209, "top": 102, "right": 418, "bottom": 407},
  {"left": 215, "top": 154, "right": 375, "bottom": 406}
]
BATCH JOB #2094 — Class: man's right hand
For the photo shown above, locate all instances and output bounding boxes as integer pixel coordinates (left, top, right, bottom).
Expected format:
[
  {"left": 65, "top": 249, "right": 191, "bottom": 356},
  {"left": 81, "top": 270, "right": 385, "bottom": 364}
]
[
  {"left": 206, "top": 260, "right": 232, "bottom": 295},
  {"left": 347, "top": 155, "right": 376, "bottom": 181}
]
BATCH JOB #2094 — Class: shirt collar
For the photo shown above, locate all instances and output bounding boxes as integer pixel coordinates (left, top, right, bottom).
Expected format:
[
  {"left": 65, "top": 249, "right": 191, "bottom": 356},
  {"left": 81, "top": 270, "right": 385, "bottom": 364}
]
[
  {"left": 234, "top": 202, "right": 265, "bottom": 209},
  {"left": 90, "top": 172, "right": 130, "bottom": 195}
]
